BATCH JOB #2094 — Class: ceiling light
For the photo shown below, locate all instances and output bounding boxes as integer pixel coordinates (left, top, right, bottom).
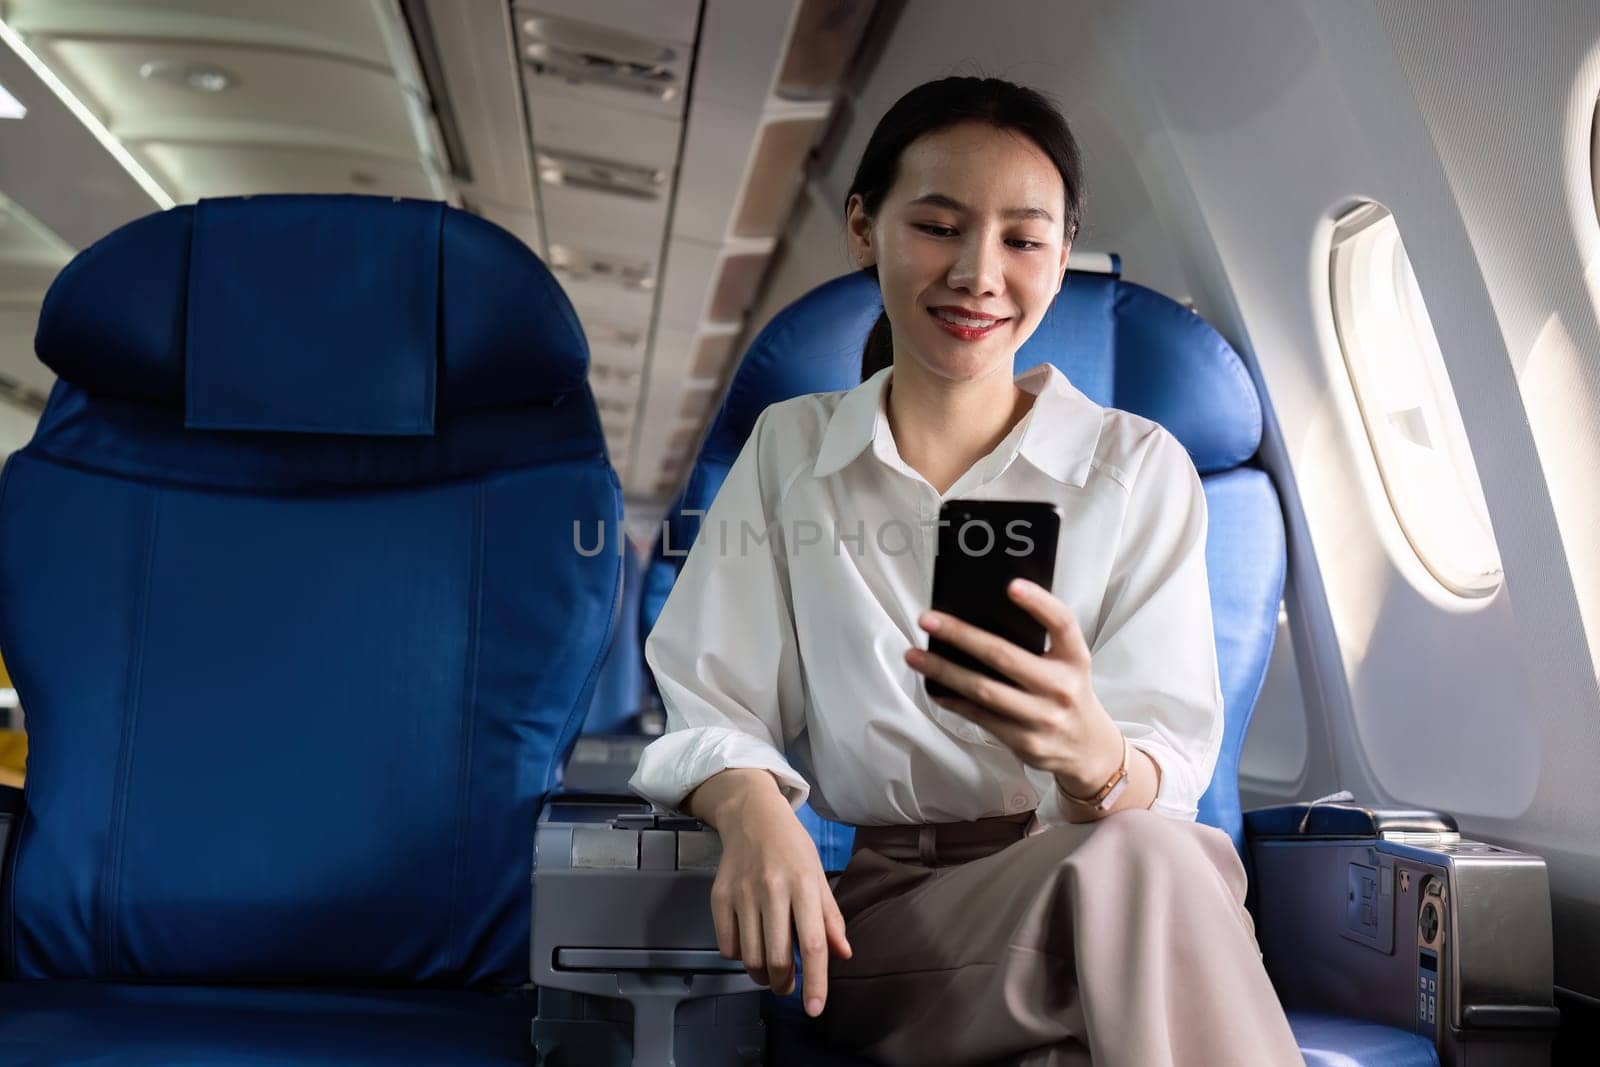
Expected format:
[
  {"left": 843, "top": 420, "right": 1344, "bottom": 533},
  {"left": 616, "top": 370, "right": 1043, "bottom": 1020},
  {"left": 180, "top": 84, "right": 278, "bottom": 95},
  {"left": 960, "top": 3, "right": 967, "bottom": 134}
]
[
  {"left": 139, "top": 60, "right": 237, "bottom": 93},
  {"left": 0, "top": 81, "right": 24, "bottom": 119}
]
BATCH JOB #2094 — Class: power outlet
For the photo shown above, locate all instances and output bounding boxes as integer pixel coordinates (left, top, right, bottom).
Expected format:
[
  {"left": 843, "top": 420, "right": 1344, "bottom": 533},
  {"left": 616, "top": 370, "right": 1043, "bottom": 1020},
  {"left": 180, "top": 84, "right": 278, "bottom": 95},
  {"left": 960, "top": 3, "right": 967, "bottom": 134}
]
[
  {"left": 1347, "top": 862, "right": 1380, "bottom": 940},
  {"left": 1338, "top": 856, "right": 1395, "bottom": 952}
]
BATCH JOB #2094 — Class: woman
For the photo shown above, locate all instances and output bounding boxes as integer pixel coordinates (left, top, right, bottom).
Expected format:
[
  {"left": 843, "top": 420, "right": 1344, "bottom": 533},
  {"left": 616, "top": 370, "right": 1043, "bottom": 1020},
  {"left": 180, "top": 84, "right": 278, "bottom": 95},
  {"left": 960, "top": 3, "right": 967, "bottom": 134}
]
[{"left": 629, "top": 77, "right": 1302, "bottom": 1066}]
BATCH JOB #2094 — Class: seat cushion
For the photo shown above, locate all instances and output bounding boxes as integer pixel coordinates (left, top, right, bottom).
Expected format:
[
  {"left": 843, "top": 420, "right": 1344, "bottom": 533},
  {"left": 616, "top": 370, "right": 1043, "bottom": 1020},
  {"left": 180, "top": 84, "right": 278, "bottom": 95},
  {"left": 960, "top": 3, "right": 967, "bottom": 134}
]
[
  {"left": 1288, "top": 1010, "right": 1440, "bottom": 1067},
  {"left": 0, "top": 982, "right": 536, "bottom": 1066},
  {"left": 764, "top": 993, "right": 1439, "bottom": 1066}
]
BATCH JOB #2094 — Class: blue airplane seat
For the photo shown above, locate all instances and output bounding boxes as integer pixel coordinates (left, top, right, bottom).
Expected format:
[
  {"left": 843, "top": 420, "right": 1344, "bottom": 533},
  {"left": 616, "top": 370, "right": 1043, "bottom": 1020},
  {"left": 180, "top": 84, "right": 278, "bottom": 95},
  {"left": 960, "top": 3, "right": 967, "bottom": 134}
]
[
  {"left": 647, "top": 268, "right": 1439, "bottom": 1066},
  {"left": 637, "top": 274, "right": 883, "bottom": 869},
  {"left": 0, "top": 195, "right": 623, "bottom": 1065},
  {"left": 583, "top": 538, "right": 645, "bottom": 735}
]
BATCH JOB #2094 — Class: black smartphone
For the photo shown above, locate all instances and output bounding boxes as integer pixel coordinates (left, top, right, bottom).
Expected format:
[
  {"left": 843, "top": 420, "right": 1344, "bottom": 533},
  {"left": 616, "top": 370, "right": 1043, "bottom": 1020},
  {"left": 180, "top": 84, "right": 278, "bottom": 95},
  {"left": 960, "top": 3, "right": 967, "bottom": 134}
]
[{"left": 925, "top": 499, "right": 1061, "bottom": 701}]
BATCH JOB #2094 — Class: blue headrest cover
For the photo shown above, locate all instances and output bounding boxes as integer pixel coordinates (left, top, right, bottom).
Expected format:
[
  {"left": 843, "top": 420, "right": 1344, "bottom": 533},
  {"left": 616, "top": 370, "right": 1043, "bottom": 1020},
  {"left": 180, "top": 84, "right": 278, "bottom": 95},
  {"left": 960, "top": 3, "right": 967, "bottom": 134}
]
[
  {"left": 706, "top": 272, "right": 886, "bottom": 463},
  {"left": 35, "top": 195, "right": 589, "bottom": 432},
  {"left": 708, "top": 270, "right": 1260, "bottom": 473},
  {"left": 1014, "top": 273, "right": 1262, "bottom": 473}
]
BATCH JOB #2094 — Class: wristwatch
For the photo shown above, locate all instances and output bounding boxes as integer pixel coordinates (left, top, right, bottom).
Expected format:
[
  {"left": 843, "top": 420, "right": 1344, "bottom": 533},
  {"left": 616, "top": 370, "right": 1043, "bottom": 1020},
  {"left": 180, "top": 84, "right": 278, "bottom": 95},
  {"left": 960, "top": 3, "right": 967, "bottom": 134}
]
[{"left": 1057, "top": 734, "right": 1130, "bottom": 813}]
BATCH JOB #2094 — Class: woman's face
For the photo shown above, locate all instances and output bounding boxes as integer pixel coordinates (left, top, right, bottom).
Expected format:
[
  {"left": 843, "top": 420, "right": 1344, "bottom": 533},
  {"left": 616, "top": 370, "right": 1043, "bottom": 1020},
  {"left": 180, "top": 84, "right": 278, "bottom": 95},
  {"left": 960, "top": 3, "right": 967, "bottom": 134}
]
[{"left": 848, "top": 121, "right": 1072, "bottom": 384}]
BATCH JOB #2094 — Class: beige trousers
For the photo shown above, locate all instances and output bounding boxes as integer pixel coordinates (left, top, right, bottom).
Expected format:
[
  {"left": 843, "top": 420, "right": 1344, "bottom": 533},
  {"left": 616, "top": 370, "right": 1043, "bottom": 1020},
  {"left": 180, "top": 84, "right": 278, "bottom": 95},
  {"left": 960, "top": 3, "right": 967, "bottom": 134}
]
[{"left": 816, "top": 808, "right": 1304, "bottom": 1066}]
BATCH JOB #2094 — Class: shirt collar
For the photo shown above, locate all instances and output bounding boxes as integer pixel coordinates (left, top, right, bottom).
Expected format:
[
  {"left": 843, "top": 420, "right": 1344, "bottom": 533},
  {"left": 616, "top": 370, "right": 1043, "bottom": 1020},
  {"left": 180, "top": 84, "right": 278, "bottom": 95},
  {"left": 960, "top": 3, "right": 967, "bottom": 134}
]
[{"left": 812, "top": 362, "right": 1105, "bottom": 487}]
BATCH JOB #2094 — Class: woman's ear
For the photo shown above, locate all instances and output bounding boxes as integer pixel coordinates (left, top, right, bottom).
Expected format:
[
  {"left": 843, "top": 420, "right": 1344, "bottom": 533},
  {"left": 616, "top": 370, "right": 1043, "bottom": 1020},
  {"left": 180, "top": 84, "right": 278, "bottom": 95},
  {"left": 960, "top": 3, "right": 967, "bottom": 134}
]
[
  {"left": 1055, "top": 238, "right": 1072, "bottom": 292},
  {"left": 846, "top": 194, "right": 876, "bottom": 268}
]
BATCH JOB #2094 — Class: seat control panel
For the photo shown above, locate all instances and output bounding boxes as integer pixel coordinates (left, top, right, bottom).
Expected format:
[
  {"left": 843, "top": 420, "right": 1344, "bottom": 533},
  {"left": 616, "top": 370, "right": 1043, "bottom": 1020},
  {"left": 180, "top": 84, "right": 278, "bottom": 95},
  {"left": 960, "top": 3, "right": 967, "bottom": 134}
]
[{"left": 1416, "top": 876, "right": 1445, "bottom": 1036}]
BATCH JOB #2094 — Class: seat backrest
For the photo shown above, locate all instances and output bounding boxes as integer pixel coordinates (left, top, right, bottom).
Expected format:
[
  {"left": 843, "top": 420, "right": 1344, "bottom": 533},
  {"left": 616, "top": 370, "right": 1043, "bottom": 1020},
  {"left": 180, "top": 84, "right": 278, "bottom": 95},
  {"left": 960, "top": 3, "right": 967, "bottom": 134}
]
[
  {"left": 584, "top": 538, "right": 645, "bottom": 734},
  {"left": 0, "top": 195, "right": 622, "bottom": 987},
  {"left": 642, "top": 267, "right": 1284, "bottom": 860}
]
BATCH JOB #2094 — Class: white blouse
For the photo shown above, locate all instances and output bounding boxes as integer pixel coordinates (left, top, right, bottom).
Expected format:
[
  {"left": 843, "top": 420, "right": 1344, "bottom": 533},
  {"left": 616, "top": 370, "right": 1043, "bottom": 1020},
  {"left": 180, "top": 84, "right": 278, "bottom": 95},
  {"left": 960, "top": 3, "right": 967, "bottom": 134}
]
[{"left": 628, "top": 362, "right": 1225, "bottom": 827}]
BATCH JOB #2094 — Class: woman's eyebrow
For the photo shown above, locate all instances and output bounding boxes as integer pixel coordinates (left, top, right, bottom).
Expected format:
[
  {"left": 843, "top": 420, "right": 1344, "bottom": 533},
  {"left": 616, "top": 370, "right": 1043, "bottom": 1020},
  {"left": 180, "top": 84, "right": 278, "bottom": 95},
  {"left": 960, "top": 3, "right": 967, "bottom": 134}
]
[{"left": 906, "top": 192, "right": 1054, "bottom": 222}]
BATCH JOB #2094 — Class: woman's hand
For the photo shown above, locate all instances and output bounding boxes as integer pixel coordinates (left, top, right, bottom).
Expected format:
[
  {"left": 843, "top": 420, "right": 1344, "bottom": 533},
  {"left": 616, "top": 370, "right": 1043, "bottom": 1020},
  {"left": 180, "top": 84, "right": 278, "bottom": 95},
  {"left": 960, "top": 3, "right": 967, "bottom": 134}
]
[
  {"left": 903, "top": 577, "right": 1127, "bottom": 800},
  {"left": 690, "top": 769, "right": 853, "bottom": 1017}
]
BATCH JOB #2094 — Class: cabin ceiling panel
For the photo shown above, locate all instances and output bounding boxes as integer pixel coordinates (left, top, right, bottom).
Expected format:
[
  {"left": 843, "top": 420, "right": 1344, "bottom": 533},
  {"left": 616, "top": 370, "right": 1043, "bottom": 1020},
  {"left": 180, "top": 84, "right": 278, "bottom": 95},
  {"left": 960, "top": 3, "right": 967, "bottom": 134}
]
[
  {"left": 0, "top": 192, "right": 72, "bottom": 270},
  {"left": 39, "top": 40, "right": 420, "bottom": 151},
  {"left": 512, "top": 0, "right": 700, "bottom": 58},
  {"left": 521, "top": 85, "right": 681, "bottom": 171},
  {"left": 559, "top": 275, "right": 656, "bottom": 328},
  {"left": 6, "top": 0, "right": 449, "bottom": 206},
  {"left": 417, "top": 0, "right": 541, "bottom": 249},
  {"left": 624, "top": 0, "right": 878, "bottom": 500},
  {"left": 512, "top": 3, "right": 693, "bottom": 124},
  {"left": 3, "top": 0, "right": 396, "bottom": 70},
  {"left": 0, "top": 306, "right": 53, "bottom": 399},
  {"left": 0, "top": 195, "right": 71, "bottom": 416},
  {"left": 33, "top": 39, "right": 431, "bottom": 202},
  {"left": 136, "top": 143, "right": 438, "bottom": 201},
  {"left": 539, "top": 181, "right": 670, "bottom": 264}
]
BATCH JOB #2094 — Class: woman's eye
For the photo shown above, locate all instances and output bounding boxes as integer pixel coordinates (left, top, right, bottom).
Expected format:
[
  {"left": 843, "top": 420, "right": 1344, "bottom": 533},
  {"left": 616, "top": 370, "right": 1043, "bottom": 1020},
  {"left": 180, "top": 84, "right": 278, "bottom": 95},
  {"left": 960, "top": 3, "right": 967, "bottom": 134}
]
[{"left": 914, "top": 223, "right": 1042, "bottom": 250}]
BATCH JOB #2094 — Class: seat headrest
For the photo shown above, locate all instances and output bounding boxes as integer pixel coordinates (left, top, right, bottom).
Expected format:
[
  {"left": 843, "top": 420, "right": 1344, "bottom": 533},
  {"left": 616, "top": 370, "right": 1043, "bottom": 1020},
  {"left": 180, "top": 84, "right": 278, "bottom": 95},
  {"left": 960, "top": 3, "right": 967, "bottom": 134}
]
[
  {"left": 34, "top": 195, "right": 590, "bottom": 434},
  {"left": 708, "top": 272, "right": 885, "bottom": 462},
  {"left": 1015, "top": 272, "right": 1262, "bottom": 472},
  {"left": 707, "top": 269, "right": 1261, "bottom": 473}
]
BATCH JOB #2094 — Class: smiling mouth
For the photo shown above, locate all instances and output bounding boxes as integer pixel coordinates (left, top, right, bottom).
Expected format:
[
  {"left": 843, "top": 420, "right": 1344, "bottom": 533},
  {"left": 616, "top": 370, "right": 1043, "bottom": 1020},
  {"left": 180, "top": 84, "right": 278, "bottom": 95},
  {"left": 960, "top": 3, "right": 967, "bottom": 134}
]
[
  {"left": 928, "top": 307, "right": 1009, "bottom": 339},
  {"left": 929, "top": 307, "right": 1008, "bottom": 328}
]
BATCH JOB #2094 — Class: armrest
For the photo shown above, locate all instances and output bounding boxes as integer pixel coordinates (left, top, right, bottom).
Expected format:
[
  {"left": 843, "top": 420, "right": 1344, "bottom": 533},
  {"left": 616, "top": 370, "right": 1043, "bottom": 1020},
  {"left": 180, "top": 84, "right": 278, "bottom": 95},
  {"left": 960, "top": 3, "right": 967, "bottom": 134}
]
[
  {"left": 530, "top": 796, "right": 765, "bottom": 1066},
  {"left": 1245, "top": 801, "right": 1457, "bottom": 840},
  {"left": 1245, "top": 801, "right": 1559, "bottom": 1063},
  {"left": 559, "top": 732, "right": 655, "bottom": 795}
]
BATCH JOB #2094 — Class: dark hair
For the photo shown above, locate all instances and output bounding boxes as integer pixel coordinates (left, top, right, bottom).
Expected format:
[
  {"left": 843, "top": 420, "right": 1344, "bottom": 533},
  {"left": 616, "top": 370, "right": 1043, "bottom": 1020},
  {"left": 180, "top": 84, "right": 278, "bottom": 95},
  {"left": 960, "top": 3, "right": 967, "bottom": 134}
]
[{"left": 848, "top": 77, "right": 1086, "bottom": 381}]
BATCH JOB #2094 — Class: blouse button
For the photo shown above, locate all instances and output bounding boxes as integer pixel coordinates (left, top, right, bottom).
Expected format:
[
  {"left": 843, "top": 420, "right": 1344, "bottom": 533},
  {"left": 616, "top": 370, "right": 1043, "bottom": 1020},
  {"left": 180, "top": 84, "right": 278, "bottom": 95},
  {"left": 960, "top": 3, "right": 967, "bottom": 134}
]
[{"left": 1009, "top": 794, "right": 1030, "bottom": 812}]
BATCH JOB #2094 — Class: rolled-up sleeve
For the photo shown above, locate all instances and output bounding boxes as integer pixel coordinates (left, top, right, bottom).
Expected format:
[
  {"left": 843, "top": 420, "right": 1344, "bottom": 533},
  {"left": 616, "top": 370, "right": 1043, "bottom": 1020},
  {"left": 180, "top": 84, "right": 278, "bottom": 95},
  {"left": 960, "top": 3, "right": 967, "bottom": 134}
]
[
  {"left": 1089, "top": 427, "right": 1225, "bottom": 821},
  {"left": 628, "top": 408, "right": 811, "bottom": 815}
]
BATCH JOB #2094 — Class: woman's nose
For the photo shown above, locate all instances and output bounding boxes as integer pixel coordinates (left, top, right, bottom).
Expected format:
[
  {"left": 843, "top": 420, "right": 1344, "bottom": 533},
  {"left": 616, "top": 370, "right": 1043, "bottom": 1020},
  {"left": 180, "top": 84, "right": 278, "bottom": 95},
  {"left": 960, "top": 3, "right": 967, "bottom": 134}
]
[{"left": 947, "top": 234, "right": 1004, "bottom": 297}]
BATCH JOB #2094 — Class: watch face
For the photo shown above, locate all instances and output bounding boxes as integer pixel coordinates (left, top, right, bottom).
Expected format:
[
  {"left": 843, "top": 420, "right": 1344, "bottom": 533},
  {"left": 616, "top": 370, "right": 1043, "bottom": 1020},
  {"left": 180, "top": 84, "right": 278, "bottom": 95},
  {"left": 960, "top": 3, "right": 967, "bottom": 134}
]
[{"left": 1098, "top": 775, "right": 1129, "bottom": 812}]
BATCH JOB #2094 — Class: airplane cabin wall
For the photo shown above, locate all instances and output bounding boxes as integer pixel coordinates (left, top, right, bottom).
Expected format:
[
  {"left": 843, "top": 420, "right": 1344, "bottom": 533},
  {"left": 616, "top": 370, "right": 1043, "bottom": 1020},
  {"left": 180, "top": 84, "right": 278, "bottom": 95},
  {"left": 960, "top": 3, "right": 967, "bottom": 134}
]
[{"left": 755, "top": 0, "right": 1600, "bottom": 1002}]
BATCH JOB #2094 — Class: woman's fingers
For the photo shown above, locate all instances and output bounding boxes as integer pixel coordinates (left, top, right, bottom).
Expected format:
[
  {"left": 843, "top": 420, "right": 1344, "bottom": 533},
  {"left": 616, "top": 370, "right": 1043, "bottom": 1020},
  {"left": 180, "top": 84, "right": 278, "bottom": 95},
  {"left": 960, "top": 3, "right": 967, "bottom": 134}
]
[
  {"left": 1006, "top": 579, "right": 1091, "bottom": 667},
  {"left": 906, "top": 645, "right": 1039, "bottom": 726},
  {"left": 737, "top": 902, "right": 768, "bottom": 987},
  {"left": 712, "top": 887, "right": 739, "bottom": 961},
  {"left": 709, "top": 799, "right": 855, "bottom": 1016},
  {"left": 917, "top": 609, "right": 1059, "bottom": 693},
  {"left": 793, "top": 890, "right": 831, "bottom": 1015},
  {"left": 763, "top": 887, "right": 796, "bottom": 996}
]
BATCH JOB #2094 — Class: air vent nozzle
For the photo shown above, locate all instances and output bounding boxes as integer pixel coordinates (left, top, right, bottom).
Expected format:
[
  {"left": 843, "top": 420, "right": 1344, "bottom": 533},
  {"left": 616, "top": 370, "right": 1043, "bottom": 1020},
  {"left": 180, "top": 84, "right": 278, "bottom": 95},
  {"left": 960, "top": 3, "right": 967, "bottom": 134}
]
[
  {"left": 537, "top": 150, "right": 667, "bottom": 201},
  {"left": 519, "top": 14, "right": 683, "bottom": 101}
]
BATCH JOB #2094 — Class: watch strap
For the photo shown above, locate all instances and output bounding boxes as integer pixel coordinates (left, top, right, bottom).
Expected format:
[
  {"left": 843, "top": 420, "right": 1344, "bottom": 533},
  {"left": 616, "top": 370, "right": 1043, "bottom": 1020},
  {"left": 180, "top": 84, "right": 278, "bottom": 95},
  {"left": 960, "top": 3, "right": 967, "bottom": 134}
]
[{"left": 1058, "top": 734, "right": 1131, "bottom": 813}]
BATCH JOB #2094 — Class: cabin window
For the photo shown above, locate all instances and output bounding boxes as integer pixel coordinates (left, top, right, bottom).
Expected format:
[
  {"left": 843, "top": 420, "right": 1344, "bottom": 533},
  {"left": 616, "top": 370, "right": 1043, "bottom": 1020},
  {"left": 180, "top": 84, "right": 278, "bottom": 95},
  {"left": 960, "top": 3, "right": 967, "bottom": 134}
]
[{"left": 1328, "top": 202, "right": 1503, "bottom": 597}]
